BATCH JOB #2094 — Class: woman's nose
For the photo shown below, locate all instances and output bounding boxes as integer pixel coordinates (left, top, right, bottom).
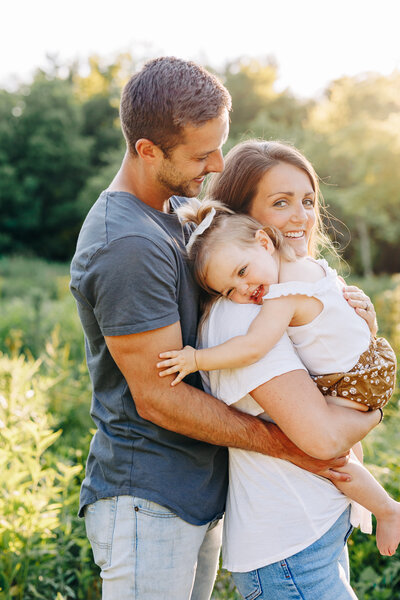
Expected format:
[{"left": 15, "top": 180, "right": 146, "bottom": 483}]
[{"left": 291, "top": 203, "right": 307, "bottom": 223}]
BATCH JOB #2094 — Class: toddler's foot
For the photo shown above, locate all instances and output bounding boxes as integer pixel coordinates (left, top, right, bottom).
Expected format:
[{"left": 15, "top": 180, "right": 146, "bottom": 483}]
[{"left": 376, "top": 499, "right": 400, "bottom": 556}]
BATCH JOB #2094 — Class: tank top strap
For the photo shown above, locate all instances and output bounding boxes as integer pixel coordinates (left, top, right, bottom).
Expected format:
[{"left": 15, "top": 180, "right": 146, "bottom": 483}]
[{"left": 264, "top": 258, "right": 337, "bottom": 301}]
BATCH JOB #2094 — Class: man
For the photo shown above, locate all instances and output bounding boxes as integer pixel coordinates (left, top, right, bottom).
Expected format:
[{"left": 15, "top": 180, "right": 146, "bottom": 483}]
[{"left": 70, "top": 57, "right": 375, "bottom": 599}]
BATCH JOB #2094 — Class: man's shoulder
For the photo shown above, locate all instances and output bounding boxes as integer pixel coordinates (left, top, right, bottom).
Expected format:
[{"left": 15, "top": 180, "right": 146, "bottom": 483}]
[
  {"left": 80, "top": 191, "right": 180, "bottom": 252},
  {"left": 71, "top": 191, "right": 181, "bottom": 282}
]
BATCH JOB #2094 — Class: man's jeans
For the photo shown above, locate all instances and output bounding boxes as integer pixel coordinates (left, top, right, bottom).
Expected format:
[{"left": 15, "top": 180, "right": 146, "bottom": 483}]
[{"left": 84, "top": 495, "right": 222, "bottom": 599}]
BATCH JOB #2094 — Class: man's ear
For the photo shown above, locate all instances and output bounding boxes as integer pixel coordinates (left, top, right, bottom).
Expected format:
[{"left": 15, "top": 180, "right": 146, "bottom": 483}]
[
  {"left": 255, "top": 229, "right": 275, "bottom": 253},
  {"left": 135, "top": 138, "right": 163, "bottom": 163}
]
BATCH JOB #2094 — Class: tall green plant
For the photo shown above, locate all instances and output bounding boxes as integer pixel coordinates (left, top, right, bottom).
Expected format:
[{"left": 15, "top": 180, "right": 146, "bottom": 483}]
[{"left": 0, "top": 351, "right": 84, "bottom": 599}]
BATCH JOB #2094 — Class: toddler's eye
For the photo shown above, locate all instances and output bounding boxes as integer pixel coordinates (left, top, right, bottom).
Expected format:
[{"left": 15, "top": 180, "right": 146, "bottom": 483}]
[{"left": 238, "top": 266, "right": 247, "bottom": 277}]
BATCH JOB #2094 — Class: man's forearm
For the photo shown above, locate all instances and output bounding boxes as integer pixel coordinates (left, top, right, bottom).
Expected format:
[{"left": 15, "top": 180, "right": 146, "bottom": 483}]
[
  {"left": 137, "top": 379, "right": 278, "bottom": 454},
  {"left": 136, "top": 379, "right": 354, "bottom": 480}
]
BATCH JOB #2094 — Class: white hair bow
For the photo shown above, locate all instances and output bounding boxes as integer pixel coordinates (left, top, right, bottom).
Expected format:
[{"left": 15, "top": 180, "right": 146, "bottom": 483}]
[{"left": 186, "top": 207, "right": 216, "bottom": 253}]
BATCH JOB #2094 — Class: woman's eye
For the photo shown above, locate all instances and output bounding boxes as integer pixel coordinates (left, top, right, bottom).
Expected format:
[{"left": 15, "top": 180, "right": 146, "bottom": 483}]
[
  {"left": 303, "top": 198, "right": 315, "bottom": 207},
  {"left": 238, "top": 266, "right": 247, "bottom": 277},
  {"left": 273, "top": 199, "right": 287, "bottom": 207}
]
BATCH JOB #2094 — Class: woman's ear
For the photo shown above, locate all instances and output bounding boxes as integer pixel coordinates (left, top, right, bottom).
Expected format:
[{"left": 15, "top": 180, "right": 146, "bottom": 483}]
[{"left": 255, "top": 229, "right": 275, "bottom": 254}]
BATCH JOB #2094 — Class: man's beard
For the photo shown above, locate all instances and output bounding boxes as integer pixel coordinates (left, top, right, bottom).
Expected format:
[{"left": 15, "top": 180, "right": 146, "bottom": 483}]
[{"left": 157, "top": 162, "right": 205, "bottom": 198}]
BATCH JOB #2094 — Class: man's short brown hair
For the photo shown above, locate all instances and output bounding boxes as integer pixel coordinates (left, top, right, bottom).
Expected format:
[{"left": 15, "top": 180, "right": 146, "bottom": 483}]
[{"left": 120, "top": 56, "right": 231, "bottom": 156}]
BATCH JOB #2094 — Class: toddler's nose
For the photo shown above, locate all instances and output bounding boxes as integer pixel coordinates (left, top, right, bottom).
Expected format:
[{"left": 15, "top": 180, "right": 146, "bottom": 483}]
[{"left": 237, "top": 283, "right": 249, "bottom": 295}]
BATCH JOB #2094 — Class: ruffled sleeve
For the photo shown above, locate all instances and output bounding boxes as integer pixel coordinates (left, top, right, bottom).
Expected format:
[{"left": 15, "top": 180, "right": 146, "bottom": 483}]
[{"left": 264, "top": 258, "right": 339, "bottom": 301}]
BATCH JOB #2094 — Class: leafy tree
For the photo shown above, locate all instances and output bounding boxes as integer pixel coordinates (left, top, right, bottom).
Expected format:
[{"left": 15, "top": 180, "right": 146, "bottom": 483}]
[
  {"left": 306, "top": 73, "right": 400, "bottom": 275},
  {"left": 0, "top": 73, "right": 91, "bottom": 259},
  {"left": 221, "top": 58, "right": 279, "bottom": 141},
  {"left": 218, "top": 58, "right": 312, "bottom": 150}
]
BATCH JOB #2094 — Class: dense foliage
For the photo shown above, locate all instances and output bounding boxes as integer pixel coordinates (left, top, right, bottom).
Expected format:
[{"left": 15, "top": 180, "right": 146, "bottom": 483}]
[
  {"left": 0, "top": 257, "right": 399, "bottom": 599},
  {"left": 0, "top": 55, "right": 399, "bottom": 274}
]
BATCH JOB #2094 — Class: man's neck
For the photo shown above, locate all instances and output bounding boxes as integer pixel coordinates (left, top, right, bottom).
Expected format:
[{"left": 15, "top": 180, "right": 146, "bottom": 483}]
[{"left": 108, "top": 152, "right": 171, "bottom": 213}]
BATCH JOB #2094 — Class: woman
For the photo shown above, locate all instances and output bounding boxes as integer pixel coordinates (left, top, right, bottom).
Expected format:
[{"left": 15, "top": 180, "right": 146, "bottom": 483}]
[{"left": 199, "top": 140, "right": 380, "bottom": 599}]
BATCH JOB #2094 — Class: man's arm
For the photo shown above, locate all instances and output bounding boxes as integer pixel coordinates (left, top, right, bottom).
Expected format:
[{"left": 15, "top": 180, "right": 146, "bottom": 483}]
[
  {"left": 251, "top": 370, "right": 380, "bottom": 460},
  {"left": 105, "top": 322, "right": 365, "bottom": 481},
  {"left": 106, "top": 321, "right": 279, "bottom": 449}
]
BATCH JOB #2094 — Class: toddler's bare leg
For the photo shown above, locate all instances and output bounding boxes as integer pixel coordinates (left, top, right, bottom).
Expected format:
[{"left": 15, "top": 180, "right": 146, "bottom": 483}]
[
  {"left": 334, "top": 444, "right": 400, "bottom": 556},
  {"left": 326, "top": 394, "right": 369, "bottom": 412}
]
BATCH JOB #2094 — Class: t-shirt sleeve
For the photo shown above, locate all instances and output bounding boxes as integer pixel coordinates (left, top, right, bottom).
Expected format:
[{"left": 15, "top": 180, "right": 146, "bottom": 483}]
[
  {"left": 82, "top": 235, "right": 180, "bottom": 336},
  {"left": 201, "top": 299, "right": 307, "bottom": 406}
]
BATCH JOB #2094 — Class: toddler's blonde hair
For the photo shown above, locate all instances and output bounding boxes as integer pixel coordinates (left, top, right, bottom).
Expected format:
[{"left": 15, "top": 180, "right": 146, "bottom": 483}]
[{"left": 179, "top": 199, "right": 295, "bottom": 299}]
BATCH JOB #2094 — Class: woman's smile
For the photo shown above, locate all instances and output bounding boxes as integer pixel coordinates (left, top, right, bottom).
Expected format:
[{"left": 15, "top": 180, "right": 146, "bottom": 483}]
[{"left": 249, "top": 162, "right": 316, "bottom": 257}]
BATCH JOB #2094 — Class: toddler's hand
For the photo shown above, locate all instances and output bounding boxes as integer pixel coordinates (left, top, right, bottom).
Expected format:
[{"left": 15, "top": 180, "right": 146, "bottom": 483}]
[{"left": 157, "top": 346, "right": 198, "bottom": 386}]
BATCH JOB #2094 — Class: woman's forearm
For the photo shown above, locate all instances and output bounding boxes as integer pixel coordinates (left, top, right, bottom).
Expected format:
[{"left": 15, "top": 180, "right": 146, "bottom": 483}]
[{"left": 251, "top": 370, "right": 380, "bottom": 460}]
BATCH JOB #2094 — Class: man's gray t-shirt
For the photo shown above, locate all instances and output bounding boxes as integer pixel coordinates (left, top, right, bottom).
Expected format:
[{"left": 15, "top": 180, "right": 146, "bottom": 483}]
[{"left": 70, "top": 191, "right": 228, "bottom": 524}]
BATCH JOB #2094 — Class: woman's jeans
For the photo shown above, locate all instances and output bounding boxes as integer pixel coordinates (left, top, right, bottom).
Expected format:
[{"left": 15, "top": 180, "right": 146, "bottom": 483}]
[
  {"left": 232, "top": 507, "right": 357, "bottom": 600},
  {"left": 84, "top": 495, "right": 222, "bottom": 600}
]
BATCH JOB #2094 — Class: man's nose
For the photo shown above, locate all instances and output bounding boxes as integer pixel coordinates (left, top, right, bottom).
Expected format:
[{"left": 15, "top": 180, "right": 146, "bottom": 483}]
[{"left": 207, "top": 149, "right": 225, "bottom": 174}]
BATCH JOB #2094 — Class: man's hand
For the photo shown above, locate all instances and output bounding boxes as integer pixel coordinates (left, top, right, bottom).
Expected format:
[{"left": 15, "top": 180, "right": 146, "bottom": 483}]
[{"left": 268, "top": 423, "right": 351, "bottom": 482}]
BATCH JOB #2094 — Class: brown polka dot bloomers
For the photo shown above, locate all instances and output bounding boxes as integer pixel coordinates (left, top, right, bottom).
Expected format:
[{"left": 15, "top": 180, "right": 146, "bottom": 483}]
[{"left": 312, "top": 337, "right": 397, "bottom": 410}]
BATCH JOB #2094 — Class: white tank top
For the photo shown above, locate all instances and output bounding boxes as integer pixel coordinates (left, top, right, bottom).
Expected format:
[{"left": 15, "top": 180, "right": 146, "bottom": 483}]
[{"left": 265, "top": 258, "right": 371, "bottom": 375}]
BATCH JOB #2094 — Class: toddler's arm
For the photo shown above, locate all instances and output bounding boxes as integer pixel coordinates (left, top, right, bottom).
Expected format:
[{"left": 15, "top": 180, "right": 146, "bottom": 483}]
[{"left": 158, "top": 295, "right": 296, "bottom": 385}]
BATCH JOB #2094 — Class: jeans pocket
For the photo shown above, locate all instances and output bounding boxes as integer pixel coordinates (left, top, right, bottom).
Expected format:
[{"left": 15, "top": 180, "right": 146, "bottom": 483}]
[
  {"left": 136, "top": 498, "right": 178, "bottom": 518},
  {"left": 232, "top": 569, "right": 262, "bottom": 600},
  {"left": 84, "top": 497, "right": 117, "bottom": 569}
]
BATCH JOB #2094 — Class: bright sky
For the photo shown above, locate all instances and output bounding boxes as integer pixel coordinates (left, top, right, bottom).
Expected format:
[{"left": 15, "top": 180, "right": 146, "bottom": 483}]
[{"left": 3, "top": 0, "right": 400, "bottom": 98}]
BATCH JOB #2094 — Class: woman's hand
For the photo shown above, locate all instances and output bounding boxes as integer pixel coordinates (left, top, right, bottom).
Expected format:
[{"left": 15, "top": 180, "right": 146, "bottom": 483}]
[
  {"left": 342, "top": 284, "right": 378, "bottom": 337},
  {"left": 157, "top": 346, "right": 198, "bottom": 386}
]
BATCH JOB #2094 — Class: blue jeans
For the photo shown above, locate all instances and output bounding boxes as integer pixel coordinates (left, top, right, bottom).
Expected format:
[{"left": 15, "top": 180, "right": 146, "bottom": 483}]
[
  {"left": 84, "top": 495, "right": 222, "bottom": 600},
  {"left": 232, "top": 507, "right": 356, "bottom": 600}
]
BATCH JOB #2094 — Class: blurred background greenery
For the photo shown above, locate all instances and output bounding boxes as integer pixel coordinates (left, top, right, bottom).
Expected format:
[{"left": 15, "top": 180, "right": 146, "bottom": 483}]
[{"left": 0, "top": 53, "right": 399, "bottom": 599}]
